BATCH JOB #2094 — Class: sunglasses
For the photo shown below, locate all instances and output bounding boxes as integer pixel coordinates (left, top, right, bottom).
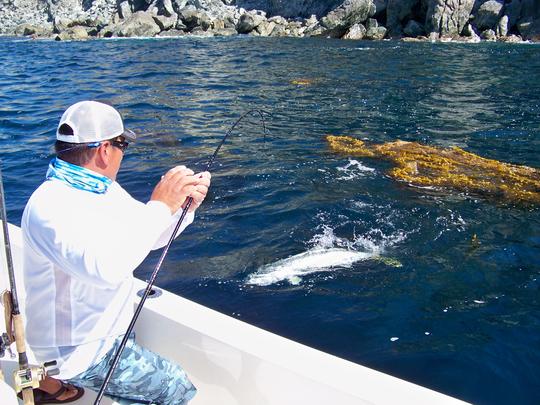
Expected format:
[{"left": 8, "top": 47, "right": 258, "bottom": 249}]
[{"left": 110, "top": 139, "right": 129, "bottom": 153}]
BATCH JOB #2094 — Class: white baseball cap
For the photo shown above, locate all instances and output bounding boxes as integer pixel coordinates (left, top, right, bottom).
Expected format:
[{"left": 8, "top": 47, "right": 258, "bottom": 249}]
[{"left": 56, "top": 101, "right": 136, "bottom": 144}]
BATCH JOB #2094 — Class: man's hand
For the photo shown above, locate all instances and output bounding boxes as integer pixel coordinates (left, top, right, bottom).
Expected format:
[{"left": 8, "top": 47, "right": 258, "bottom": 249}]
[
  {"left": 150, "top": 166, "right": 201, "bottom": 214},
  {"left": 183, "top": 171, "right": 211, "bottom": 212}
]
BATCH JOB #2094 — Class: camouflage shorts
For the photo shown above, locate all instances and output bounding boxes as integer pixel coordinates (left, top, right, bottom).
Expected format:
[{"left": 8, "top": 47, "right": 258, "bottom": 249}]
[{"left": 67, "top": 334, "right": 196, "bottom": 405}]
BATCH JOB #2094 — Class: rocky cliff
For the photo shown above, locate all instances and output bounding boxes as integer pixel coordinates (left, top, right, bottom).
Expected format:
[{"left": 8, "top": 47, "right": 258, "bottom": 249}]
[{"left": 1, "top": 0, "right": 539, "bottom": 42}]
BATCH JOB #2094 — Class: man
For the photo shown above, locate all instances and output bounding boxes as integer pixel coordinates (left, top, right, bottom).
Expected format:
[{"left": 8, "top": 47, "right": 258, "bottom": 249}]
[{"left": 22, "top": 101, "right": 210, "bottom": 404}]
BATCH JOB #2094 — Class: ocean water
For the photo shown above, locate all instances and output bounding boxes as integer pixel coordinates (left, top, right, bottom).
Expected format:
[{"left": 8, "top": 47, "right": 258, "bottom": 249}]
[{"left": 1, "top": 36, "right": 539, "bottom": 404}]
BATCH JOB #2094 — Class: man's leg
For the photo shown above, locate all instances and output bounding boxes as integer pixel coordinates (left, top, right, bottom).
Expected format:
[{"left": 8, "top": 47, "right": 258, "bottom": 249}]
[{"left": 68, "top": 335, "right": 196, "bottom": 405}]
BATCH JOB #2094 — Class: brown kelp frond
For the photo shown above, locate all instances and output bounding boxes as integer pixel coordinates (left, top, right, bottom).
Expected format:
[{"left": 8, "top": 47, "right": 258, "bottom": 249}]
[{"left": 326, "top": 135, "right": 540, "bottom": 204}]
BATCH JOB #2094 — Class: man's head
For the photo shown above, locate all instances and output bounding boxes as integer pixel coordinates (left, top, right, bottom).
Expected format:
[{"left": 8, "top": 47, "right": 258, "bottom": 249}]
[{"left": 55, "top": 101, "right": 136, "bottom": 180}]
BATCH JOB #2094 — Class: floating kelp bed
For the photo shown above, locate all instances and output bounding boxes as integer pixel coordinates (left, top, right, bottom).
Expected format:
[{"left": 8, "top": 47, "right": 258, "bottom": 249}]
[{"left": 326, "top": 135, "right": 540, "bottom": 205}]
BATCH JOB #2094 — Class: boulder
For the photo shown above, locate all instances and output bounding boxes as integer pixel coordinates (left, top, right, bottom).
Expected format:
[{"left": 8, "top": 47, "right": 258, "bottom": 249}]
[
  {"left": 116, "top": 11, "right": 161, "bottom": 36},
  {"left": 179, "top": 5, "right": 212, "bottom": 30},
  {"left": 475, "top": 0, "right": 504, "bottom": 31},
  {"left": 236, "top": 12, "right": 266, "bottom": 34},
  {"left": 342, "top": 23, "right": 367, "bottom": 39},
  {"left": 235, "top": 0, "right": 341, "bottom": 19},
  {"left": 463, "top": 22, "right": 481, "bottom": 41},
  {"left": 481, "top": 28, "right": 497, "bottom": 40},
  {"left": 403, "top": 19, "right": 424, "bottom": 37},
  {"left": 268, "top": 16, "right": 288, "bottom": 25},
  {"left": 153, "top": 14, "right": 177, "bottom": 30},
  {"left": 364, "top": 18, "right": 387, "bottom": 39},
  {"left": 14, "top": 23, "right": 52, "bottom": 37},
  {"left": 425, "top": 0, "right": 475, "bottom": 37},
  {"left": 157, "top": 28, "right": 187, "bottom": 36},
  {"left": 256, "top": 20, "right": 276, "bottom": 36},
  {"left": 496, "top": 14, "right": 509, "bottom": 37},
  {"left": 321, "top": 0, "right": 375, "bottom": 37},
  {"left": 270, "top": 24, "right": 288, "bottom": 37},
  {"left": 55, "top": 26, "right": 89, "bottom": 40}
]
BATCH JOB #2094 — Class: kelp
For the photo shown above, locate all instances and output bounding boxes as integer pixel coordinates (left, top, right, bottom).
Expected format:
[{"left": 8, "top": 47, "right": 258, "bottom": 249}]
[{"left": 326, "top": 135, "right": 540, "bottom": 205}]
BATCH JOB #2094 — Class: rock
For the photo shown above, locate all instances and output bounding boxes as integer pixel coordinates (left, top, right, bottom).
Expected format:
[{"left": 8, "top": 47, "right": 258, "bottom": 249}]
[
  {"left": 119, "top": 2, "right": 132, "bottom": 20},
  {"left": 55, "top": 26, "right": 89, "bottom": 40},
  {"left": 14, "top": 23, "right": 51, "bottom": 37},
  {"left": 475, "top": 0, "right": 504, "bottom": 31},
  {"left": 463, "top": 23, "right": 481, "bottom": 41},
  {"left": 425, "top": 0, "right": 475, "bottom": 37},
  {"left": 236, "top": 12, "right": 266, "bottom": 34},
  {"left": 428, "top": 31, "right": 440, "bottom": 41},
  {"left": 268, "top": 16, "right": 287, "bottom": 25},
  {"left": 211, "top": 19, "right": 225, "bottom": 30},
  {"left": 321, "top": 0, "right": 375, "bottom": 38},
  {"left": 116, "top": 11, "right": 161, "bottom": 36},
  {"left": 304, "top": 14, "right": 318, "bottom": 27},
  {"left": 190, "top": 27, "right": 214, "bottom": 36},
  {"left": 236, "top": 0, "right": 341, "bottom": 19},
  {"left": 171, "top": 0, "right": 189, "bottom": 13},
  {"left": 386, "top": 0, "right": 418, "bottom": 36},
  {"left": 176, "top": 19, "right": 187, "bottom": 30},
  {"left": 98, "top": 24, "right": 116, "bottom": 37},
  {"left": 364, "top": 19, "right": 387, "bottom": 39},
  {"left": 304, "top": 24, "right": 326, "bottom": 36},
  {"left": 342, "top": 23, "right": 367, "bottom": 39},
  {"left": 157, "top": 28, "right": 187, "bottom": 36},
  {"left": 256, "top": 20, "right": 276, "bottom": 36},
  {"left": 162, "top": 0, "right": 176, "bottom": 17},
  {"left": 178, "top": 6, "right": 212, "bottom": 31},
  {"left": 153, "top": 13, "right": 177, "bottom": 30},
  {"left": 403, "top": 19, "right": 424, "bottom": 37},
  {"left": 270, "top": 24, "right": 288, "bottom": 37},
  {"left": 481, "top": 28, "right": 497, "bottom": 41},
  {"left": 499, "top": 33, "right": 523, "bottom": 42},
  {"left": 496, "top": 14, "right": 509, "bottom": 37}
]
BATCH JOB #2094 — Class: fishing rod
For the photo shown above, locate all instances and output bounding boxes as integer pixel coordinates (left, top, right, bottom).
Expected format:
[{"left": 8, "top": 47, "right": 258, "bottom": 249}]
[
  {"left": 94, "top": 109, "right": 270, "bottom": 404},
  {"left": 0, "top": 166, "right": 58, "bottom": 404}
]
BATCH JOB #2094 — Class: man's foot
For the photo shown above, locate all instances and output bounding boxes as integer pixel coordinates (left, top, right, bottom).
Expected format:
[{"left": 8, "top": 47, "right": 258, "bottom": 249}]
[{"left": 28, "top": 376, "right": 85, "bottom": 403}]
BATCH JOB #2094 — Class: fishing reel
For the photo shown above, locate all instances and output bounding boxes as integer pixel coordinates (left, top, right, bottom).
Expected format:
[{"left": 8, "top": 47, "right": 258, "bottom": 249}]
[{"left": 13, "top": 360, "right": 59, "bottom": 393}]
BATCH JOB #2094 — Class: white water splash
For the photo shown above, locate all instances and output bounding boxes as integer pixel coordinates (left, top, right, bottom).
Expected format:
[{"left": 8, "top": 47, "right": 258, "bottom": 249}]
[
  {"left": 246, "top": 247, "right": 377, "bottom": 286},
  {"left": 336, "top": 159, "right": 375, "bottom": 180},
  {"left": 247, "top": 225, "right": 381, "bottom": 286}
]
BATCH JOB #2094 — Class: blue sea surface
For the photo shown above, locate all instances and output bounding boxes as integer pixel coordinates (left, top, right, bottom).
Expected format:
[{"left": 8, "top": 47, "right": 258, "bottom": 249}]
[{"left": 1, "top": 36, "right": 540, "bottom": 404}]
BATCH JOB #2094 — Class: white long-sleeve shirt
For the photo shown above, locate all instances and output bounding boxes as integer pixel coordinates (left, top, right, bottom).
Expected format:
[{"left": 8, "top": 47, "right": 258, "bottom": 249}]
[{"left": 22, "top": 178, "right": 194, "bottom": 378}]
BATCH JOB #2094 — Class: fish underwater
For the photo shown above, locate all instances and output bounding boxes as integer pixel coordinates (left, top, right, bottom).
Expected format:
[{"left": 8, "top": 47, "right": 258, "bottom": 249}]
[{"left": 246, "top": 247, "right": 391, "bottom": 286}]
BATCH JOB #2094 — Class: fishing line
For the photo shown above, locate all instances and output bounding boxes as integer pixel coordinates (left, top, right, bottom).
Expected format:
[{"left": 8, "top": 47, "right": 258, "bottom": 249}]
[{"left": 94, "top": 108, "right": 270, "bottom": 404}]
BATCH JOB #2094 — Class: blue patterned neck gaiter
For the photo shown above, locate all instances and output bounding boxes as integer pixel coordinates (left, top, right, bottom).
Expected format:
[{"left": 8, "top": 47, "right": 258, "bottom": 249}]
[{"left": 46, "top": 158, "right": 112, "bottom": 194}]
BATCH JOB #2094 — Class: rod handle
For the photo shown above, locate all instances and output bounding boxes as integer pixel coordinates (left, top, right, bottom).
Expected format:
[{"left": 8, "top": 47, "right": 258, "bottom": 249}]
[{"left": 13, "top": 314, "right": 26, "bottom": 355}]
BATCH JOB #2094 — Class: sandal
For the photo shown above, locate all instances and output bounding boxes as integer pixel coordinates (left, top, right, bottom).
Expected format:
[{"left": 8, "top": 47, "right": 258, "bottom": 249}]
[{"left": 18, "top": 382, "right": 85, "bottom": 404}]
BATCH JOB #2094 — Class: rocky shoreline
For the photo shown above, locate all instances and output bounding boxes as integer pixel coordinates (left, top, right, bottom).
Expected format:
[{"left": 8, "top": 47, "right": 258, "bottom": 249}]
[{"left": 1, "top": 0, "right": 539, "bottom": 43}]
